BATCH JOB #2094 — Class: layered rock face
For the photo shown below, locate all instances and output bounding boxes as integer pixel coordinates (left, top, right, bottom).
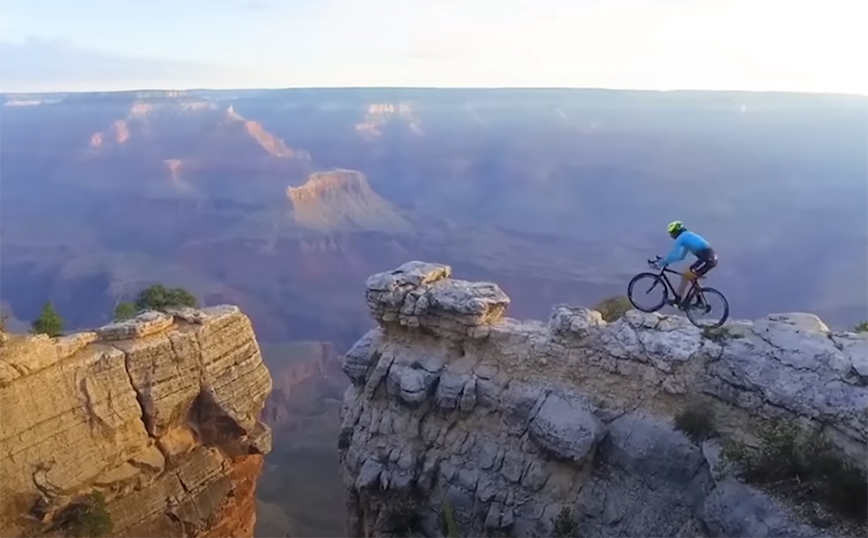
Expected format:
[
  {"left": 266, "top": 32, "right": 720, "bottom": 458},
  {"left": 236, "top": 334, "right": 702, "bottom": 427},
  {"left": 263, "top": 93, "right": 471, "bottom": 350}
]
[
  {"left": 0, "top": 306, "right": 273, "bottom": 538},
  {"left": 338, "top": 261, "right": 868, "bottom": 537}
]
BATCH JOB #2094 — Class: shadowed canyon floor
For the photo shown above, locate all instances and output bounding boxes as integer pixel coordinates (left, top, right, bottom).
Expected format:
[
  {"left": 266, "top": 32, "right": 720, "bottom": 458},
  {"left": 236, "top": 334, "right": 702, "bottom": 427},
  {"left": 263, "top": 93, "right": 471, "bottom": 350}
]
[{"left": 255, "top": 341, "right": 348, "bottom": 538}]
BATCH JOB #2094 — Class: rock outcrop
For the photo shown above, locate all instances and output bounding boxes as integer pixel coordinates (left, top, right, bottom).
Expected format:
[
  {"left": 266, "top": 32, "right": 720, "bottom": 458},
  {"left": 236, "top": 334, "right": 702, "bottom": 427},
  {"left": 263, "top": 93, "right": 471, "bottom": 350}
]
[
  {"left": 355, "top": 103, "right": 422, "bottom": 140},
  {"left": 0, "top": 305, "right": 273, "bottom": 538},
  {"left": 338, "top": 261, "right": 868, "bottom": 537}
]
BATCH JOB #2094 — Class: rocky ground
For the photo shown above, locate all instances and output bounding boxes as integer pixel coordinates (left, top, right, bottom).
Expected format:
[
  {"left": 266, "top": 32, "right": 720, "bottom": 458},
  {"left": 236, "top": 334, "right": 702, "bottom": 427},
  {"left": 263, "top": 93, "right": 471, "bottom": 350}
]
[{"left": 337, "top": 261, "right": 868, "bottom": 538}]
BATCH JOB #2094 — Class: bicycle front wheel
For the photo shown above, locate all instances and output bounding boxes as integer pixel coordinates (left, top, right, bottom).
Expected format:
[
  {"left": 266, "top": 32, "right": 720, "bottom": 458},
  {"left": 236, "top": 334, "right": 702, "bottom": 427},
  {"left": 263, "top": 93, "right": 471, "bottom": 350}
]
[
  {"left": 627, "top": 272, "right": 668, "bottom": 312},
  {"left": 685, "top": 287, "right": 730, "bottom": 328}
]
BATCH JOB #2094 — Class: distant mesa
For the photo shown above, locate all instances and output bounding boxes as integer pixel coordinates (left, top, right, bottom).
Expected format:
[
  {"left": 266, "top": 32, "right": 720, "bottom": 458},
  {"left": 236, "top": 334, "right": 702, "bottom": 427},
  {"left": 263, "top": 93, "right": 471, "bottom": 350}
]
[
  {"left": 2, "top": 98, "right": 56, "bottom": 107},
  {"left": 225, "top": 104, "right": 246, "bottom": 123},
  {"left": 129, "top": 101, "right": 158, "bottom": 118},
  {"left": 89, "top": 120, "right": 130, "bottom": 148},
  {"left": 164, "top": 158, "right": 183, "bottom": 177},
  {"left": 239, "top": 121, "right": 310, "bottom": 160},
  {"left": 288, "top": 170, "right": 372, "bottom": 203},
  {"left": 355, "top": 102, "right": 423, "bottom": 140},
  {"left": 163, "top": 158, "right": 192, "bottom": 191},
  {"left": 126, "top": 97, "right": 219, "bottom": 119},
  {"left": 84, "top": 100, "right": 311, "bottom": 162},
  {"left": 88, "top": 132, "right": 104, "bottom": 148},
  {"left": 286, "top": 169, "right": 411, "bottom": 233}
]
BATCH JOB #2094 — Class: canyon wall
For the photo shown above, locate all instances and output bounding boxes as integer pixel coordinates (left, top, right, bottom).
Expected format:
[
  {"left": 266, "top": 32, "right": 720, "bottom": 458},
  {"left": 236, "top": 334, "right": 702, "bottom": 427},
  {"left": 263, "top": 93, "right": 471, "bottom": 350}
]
[
  {"left": 0, "top": 305, "right": 273, "bottom": 538},
  {"left": 338, "top": 261, "right": 867, "bottom": 538}
]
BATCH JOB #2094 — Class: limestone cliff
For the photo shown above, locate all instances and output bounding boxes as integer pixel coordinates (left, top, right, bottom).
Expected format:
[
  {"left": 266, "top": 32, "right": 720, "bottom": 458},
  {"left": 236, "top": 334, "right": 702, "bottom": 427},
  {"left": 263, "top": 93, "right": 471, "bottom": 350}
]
[
  {"left": 338, "top": 261, "right": 868, "bottom": 538},
  {"left": 0, "top": 305, "right": 273, "bottom": 538}
]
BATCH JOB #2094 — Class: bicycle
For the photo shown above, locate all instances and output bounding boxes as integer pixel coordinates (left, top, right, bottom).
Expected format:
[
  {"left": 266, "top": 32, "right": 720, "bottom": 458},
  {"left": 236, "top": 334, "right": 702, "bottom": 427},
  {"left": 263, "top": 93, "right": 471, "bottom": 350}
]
[{"left": 626, "top": 256, "right": 730, "bottom": 328}]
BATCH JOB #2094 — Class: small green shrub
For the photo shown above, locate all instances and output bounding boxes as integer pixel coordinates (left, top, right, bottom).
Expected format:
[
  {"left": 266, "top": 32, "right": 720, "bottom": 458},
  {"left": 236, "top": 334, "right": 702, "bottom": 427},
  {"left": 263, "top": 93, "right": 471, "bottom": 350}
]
[
  {"left": 31, "top": 302, "right": 64, "bottom": 337},
  {"left": 721, "top": 419, "right": 867, "bottom": 524},
  {"left": 134, "top": 284, "right": 198, "bottom": 311},
  {"left": 59, "top": 492, "right": 113, "bottom": 538},
  {"left": 593, "top": 296, "right": 631, "bottom": 322},
  {"left": 112, "top": 301, "right": 138, "bottom": 321},
  {"left": 674, "top": 404, "right": 717, "bottom": 443},
  {"left": 551, "top": 507, "right": 579, "bottom": 538},
  {"left": 854, "top": 321, "right": 868, "bottom": 333}
]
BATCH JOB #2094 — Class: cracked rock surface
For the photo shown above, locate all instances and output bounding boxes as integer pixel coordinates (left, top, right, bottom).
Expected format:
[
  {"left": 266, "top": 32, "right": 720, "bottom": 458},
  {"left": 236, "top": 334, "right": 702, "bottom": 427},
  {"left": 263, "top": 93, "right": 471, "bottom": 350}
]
[
  {"left": 339, "top": 261, "right": 868, "bottom": 538},
  {"left": 0, "top": 305, "right": 273, "bottom": 538}
]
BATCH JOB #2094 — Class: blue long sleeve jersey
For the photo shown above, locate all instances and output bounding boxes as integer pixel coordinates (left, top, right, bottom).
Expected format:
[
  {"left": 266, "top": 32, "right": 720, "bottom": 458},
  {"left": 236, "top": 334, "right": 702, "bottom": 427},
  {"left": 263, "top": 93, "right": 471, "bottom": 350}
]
[{"left": 660, "top": 231, "right": 710, "bottom": 266}]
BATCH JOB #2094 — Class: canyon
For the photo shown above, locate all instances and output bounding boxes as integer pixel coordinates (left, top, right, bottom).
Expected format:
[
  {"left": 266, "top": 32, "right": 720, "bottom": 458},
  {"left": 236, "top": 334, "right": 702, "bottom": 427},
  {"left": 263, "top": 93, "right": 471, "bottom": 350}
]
[
  {"left": 1, "top": 87, "right": 866, "bottom": 537},
  {"left": 256, "top": 341, "right": 348, "bottom": 537}
]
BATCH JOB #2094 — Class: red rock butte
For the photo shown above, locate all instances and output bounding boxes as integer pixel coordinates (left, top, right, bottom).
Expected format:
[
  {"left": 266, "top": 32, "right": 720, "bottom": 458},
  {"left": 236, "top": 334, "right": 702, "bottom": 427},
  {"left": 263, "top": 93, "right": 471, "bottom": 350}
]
[{"left": 287, "top": 169, "right": 411, "bottom": 232}]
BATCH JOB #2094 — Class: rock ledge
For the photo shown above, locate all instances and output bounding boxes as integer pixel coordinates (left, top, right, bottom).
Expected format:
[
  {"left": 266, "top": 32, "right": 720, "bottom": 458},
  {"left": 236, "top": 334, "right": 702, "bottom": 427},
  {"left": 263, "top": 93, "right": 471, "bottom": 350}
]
[{"left": 339, "top": 261, "right": 868, "bottom": 538}]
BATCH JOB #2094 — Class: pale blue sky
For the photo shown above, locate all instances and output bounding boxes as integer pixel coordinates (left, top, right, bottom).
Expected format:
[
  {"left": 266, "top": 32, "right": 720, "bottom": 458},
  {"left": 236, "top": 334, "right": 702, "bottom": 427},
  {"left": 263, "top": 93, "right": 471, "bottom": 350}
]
[{"left": 1, "top": 0, "right": 865, "bottom": 93}]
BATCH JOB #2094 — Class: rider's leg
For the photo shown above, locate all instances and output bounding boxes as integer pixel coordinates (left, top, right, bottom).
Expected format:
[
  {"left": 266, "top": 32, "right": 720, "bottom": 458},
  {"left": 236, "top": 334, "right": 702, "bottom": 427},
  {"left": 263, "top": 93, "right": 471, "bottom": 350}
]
[
  {"left": 676, "top": 257, "right": 706, "bottom": 304},
  {"left": 677, "top": 269, "right": 697, "bottom": 302},
  {"left": 680, "top": 254, "right": 716, "bottom": 305}
]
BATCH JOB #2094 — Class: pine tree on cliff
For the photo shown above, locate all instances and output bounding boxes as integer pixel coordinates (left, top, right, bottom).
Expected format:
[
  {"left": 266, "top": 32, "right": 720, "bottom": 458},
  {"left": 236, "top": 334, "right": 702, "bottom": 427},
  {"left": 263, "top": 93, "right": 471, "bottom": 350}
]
[
  {"left": 113, "top": 301, "right": 138, "bottom": 322},
  {"left": 31, "top": 301, "right": 64, "bottom": 337},
  {"left": 133, "top": 284, "right": 198, "bottom": 312}
]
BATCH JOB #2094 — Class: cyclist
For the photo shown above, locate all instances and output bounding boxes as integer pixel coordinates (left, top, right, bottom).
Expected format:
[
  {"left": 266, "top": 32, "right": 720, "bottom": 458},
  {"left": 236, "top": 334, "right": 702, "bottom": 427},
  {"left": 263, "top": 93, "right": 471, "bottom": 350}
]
[{"left": 654, "top": 220, "right": 718, "bottom": 308}]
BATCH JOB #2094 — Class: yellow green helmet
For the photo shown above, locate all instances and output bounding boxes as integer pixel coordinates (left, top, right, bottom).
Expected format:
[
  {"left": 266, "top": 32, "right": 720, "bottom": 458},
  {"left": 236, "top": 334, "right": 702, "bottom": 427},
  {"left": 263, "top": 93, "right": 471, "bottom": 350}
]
[{"left": 667, "top": 220, "right": 684, "bottom": 235}]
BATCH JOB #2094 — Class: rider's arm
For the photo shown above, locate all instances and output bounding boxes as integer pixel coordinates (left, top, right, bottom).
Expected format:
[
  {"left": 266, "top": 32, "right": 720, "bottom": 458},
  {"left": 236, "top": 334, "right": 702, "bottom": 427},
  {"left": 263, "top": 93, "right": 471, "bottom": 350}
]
[{"left": 660, "top": 236, "right": 687, "bottom": 266}]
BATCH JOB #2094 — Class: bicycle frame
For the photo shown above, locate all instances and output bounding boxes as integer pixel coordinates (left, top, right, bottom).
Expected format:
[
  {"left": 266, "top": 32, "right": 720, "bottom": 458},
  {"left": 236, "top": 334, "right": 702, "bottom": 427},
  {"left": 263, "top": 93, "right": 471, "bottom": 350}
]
[{"left": 651, "top": 264, "right": 703, "bottom": 303}]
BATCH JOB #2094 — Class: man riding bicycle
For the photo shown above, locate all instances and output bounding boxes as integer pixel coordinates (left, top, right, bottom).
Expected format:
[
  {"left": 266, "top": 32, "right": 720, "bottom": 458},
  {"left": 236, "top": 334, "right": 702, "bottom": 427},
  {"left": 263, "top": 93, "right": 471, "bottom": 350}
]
[{"left": 653, "top": 221, "right": 718, "bottom": 309}]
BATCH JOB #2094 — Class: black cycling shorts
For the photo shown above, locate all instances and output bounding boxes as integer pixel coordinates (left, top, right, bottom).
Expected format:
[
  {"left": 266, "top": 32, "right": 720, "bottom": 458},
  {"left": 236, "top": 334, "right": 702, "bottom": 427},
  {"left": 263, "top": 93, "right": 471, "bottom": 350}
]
[{"left": 690, "top": 248, "right": 718, "bottom": 277}]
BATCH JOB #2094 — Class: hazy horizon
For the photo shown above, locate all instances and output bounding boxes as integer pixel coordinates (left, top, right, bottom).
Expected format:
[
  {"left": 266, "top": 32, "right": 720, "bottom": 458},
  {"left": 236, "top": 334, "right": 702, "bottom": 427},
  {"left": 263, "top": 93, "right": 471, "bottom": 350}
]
[
  {"left": 3, "top": 85, "right": 868, "bottom": 98},
  {"left": 1, "top": 0, "right": 865, "bottom": 95}
]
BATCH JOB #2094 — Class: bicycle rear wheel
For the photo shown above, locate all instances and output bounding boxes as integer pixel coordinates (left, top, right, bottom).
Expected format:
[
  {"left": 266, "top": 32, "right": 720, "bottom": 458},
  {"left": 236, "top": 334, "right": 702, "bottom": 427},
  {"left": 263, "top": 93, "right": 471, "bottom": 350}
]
[
  {"left": 627, "top": 272, "right": 668, "bottom": 312},
  {"left": 685, "top": 286, "right": 729, "bottom": 328}
]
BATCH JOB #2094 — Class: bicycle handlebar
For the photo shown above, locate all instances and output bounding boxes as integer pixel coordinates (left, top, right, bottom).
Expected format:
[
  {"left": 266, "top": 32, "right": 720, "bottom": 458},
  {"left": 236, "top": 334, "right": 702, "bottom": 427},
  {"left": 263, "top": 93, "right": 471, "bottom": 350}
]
[{"left": 648, "top": 256, "right": 680, "bottom": 274}]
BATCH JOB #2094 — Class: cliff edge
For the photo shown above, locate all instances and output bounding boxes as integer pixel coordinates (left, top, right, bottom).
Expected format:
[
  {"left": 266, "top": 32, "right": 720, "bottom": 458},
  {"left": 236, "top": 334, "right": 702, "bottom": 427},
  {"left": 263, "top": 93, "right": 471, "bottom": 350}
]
[
  {"left": 338, "top": 261, "right": 867, "bottom": 538},
  {"left": 0, "top": 305, "right": 273, "bottom": 538}
]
